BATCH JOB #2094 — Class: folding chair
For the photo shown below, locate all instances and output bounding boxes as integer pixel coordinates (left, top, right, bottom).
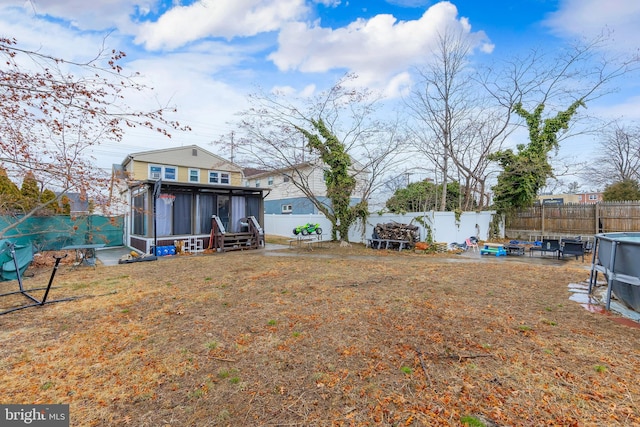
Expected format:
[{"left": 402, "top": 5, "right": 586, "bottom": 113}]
[{"left": 465, "top": 237, "right": 479, "bottom": 252}]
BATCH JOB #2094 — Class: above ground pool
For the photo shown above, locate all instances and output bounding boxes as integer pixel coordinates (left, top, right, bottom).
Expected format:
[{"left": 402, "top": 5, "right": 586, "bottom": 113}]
[{"left": 589, "top": 232, "right": 640, "bottom": 312}]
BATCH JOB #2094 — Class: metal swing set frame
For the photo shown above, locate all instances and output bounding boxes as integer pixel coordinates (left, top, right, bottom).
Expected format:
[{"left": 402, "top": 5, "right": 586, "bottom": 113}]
[{"left": 0, "top": 242, "right": 72, "bottom": 316}]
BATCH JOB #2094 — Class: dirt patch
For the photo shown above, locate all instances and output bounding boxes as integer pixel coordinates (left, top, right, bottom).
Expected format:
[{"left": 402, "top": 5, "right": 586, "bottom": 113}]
[{"left": 0, "top": 241, "right": 638, "bottom": 426}]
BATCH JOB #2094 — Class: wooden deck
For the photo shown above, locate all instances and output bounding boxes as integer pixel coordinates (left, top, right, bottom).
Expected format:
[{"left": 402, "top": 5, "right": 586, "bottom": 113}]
[{"left": 209, "top": 215, "right": 263, "bottom": 252}]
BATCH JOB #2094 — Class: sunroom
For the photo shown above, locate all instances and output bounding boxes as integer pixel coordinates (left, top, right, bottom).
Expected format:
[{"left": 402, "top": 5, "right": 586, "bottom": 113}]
[{"left": 128, "top": 180, "right": 265, "bottom": 254}]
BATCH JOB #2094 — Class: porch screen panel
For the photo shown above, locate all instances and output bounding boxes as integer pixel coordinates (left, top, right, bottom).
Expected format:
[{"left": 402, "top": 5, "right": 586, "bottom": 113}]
[
  {"left": 231, "top": 196, "right": 245, "bottom": 232},
  {"left": 156, "top": 193, "right": 173, "bottom": 236},
  {"left": 173, "top": 193, "right": 192, "bottom": 235},
  {"left": 217, "top": 195, "right": 230, "bottom": 231},
  {"left": 196, "top": 194, "right": 215, "bottom": 234},
  {"left": 246, "top": 196, "right": 260, "bottom": 219},
  {"left": 132, "top": 193, "right": 147, "bottom": 236}
]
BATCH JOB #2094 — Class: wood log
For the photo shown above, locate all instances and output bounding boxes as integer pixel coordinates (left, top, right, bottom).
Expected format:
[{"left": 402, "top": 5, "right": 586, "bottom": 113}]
[{"left": 373, "top": 222, "right": 420, "bottom": 244}]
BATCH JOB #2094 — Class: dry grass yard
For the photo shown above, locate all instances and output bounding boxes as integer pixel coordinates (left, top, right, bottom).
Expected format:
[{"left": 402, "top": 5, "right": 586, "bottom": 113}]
[{"left": 1, "top": 238, "right": 638, "bottom": 426}]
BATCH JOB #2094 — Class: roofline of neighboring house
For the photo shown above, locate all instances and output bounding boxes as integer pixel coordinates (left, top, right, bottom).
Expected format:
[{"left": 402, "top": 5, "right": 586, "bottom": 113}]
[
  {"left": 120, "top": 144, "right": 242, "bottom": 171},
  {"left": 243, "top": 162, "right": 315, "bottom": 179},
  {"left": 244, "top": 158, "right": 370, "bottom": 179}
]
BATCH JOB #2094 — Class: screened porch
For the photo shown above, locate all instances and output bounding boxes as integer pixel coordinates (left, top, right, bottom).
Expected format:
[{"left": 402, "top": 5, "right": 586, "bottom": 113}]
[{"left": 127, "top": 181, "right": 265, "bottom": 254}]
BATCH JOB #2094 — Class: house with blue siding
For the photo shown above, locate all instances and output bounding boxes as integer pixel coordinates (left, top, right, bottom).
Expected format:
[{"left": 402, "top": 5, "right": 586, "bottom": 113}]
[{"left": 244, "top": 159, "right": 369, "bottom": 215}]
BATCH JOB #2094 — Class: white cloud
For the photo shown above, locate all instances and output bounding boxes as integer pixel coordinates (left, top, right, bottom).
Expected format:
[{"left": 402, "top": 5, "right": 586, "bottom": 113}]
[
  {"left": 0, "top": 0, "right": 148, "bottom": 31},
  {"left": 0, "top": 3, "right": 254, "bottom": 168},
  {"left": 0, "top": 6, "right": 130, "bottom": 65},
  {"left": 268, "top": 2, "right": 491, "bottom": 92},
  {"left": 544, "top": 0, "right": 640, "bottom": 51},
  {"left": 383, "top": 71, "right": 412, "bottom": 98},
  {"left": 95, "top": 50, "right": 251, "bottom": 167},
  {"left": 134, "top": 0, "right": 309, "bottom": 50},
  {"left": 270, "top": 83, "right": 317, "bottom": 97},
  {"left": 313, "top": 0, "right": 341, "bottom": 6},
  {"left": 589, "top": 95, "right": 640, "bottom": 122}
]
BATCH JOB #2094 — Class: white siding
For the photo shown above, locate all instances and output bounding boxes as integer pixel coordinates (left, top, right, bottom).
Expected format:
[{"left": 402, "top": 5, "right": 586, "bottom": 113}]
[{"left": 250, "top": 162, "right": 368, "bottom": 202}]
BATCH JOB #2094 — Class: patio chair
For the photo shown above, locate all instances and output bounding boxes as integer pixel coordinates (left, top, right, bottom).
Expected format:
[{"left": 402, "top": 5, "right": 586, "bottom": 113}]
[
  {"left": 583, "top": 240, "right": 594, "bottom": 254},
  {"left": 559, "top": 240, "right": 585, "bottom": 262},
  {"left": 529, "top": 238, "right": 560, "bottom": 258},
  {"left": 465, "top": 237, "right": 479, "bottom": 252}
]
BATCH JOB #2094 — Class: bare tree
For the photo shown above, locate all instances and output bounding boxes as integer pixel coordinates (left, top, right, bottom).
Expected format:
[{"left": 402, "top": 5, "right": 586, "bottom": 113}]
[
  {"left": 0, "top": 37, "right": 185, "bottom": 239},
  {"left": 407, "top": 29, "right": 471, "bottom": 211},
  {"left": 407, "top": 29, "right": 514, "bottom": 210},
  {"left": 584, "top": 122, "right": 640, "bottom": 188},
  {"left": 221, "top": 74, "right": 407, "bottom": 241}
]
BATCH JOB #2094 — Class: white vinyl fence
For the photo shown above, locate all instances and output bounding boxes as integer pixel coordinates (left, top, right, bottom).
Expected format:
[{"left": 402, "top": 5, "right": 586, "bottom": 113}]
[{"left": 264, "top": 211, "right": 502, "bottom": 245}]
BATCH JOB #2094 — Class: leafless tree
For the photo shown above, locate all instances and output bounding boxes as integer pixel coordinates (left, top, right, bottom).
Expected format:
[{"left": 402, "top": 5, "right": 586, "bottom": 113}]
[
  {"left": 219, "top": 74, "right": 408, "bottom": 240},
  {"left": 583, "top": 122, "right": 640, "bottom": 188},
  {"left": 407, "top": 29, "right": 515, "bottom": 210},
  {"left": 0, "top": 37, "right": 185, "bottom": 238}
]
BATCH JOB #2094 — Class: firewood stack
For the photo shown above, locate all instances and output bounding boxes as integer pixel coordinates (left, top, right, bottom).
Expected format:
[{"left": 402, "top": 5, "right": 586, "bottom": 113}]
[{"left": 373, "top": 222, "right": 420, "bottom": 246}]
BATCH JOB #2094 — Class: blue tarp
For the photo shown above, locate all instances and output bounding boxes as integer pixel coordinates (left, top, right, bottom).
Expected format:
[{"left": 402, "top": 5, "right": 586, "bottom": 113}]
[{"left": 0, "top": 240, "right": 33, "bottom": 281}]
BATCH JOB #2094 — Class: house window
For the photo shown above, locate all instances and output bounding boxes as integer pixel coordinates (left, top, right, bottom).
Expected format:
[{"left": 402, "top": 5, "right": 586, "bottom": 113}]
[
  {"left": 281, "top": 204, "right": 292, "bottom": 214},
  {"left": 283, "top": 175, "right": 290, "bottom": 183},
  {"left": 208, "top": 171, "right": 230, "bottom": 185},
  {"left": 268, "top": 176, "right": 274, "bottom": 186},
  {"left": 245, "top": 180, "right": 250, "bottom": 187},
  {"left": 149, "top": 165, "right": 177, "bottom": 181},
  {"left": 189, "top": 169, "right": 200, "bottom": 183},
  {"left": 589, "top": 194, "right": 598, "bottom": 201},
  {"left": 164, "top": 167, "right": 177, "bottom": 181},
  {"left": 255, "top": 179, "right": 261, "bottom": 188},
  {"left": 149, "top": 165, "right": 162, "bottom": 180}
]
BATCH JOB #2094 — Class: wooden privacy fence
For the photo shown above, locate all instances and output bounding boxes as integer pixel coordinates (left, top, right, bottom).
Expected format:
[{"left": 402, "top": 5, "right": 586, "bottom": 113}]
[{"left": 506, "top": 201, "right": 640, "bottom": 238}]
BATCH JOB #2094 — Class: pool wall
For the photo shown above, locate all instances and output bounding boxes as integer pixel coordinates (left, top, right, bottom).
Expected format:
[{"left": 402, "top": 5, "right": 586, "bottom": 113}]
[{"left": 590, "top": 232, "right": 640, "bottom": 311}]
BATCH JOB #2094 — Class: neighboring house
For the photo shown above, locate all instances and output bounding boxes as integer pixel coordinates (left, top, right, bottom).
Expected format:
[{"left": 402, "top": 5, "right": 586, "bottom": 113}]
[
  {"left": 577, "top": 192, "right": 603, "bottom": 204},
  {"left": 244, "top": 159, "right": 369, "bottom": 215},
  {"left": 114, "top": 145, "right": 266, "bottom": 254},
  {"left": 538, "top": 192, "right": 604, "bottom": 205}
]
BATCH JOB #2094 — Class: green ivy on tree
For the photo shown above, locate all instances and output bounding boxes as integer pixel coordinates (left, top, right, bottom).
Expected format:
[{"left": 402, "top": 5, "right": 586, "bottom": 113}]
[
  {"left": 490, "top": 100, "right": 584, "bottom": 213},
  {"left": 297, "top": 119, "right": 367, "bottom": 242}
]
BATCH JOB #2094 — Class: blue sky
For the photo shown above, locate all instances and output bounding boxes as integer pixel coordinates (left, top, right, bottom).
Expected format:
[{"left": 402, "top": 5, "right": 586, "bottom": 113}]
[{"left": 1, "top": 0, "right": 639, "bottom": 184}]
